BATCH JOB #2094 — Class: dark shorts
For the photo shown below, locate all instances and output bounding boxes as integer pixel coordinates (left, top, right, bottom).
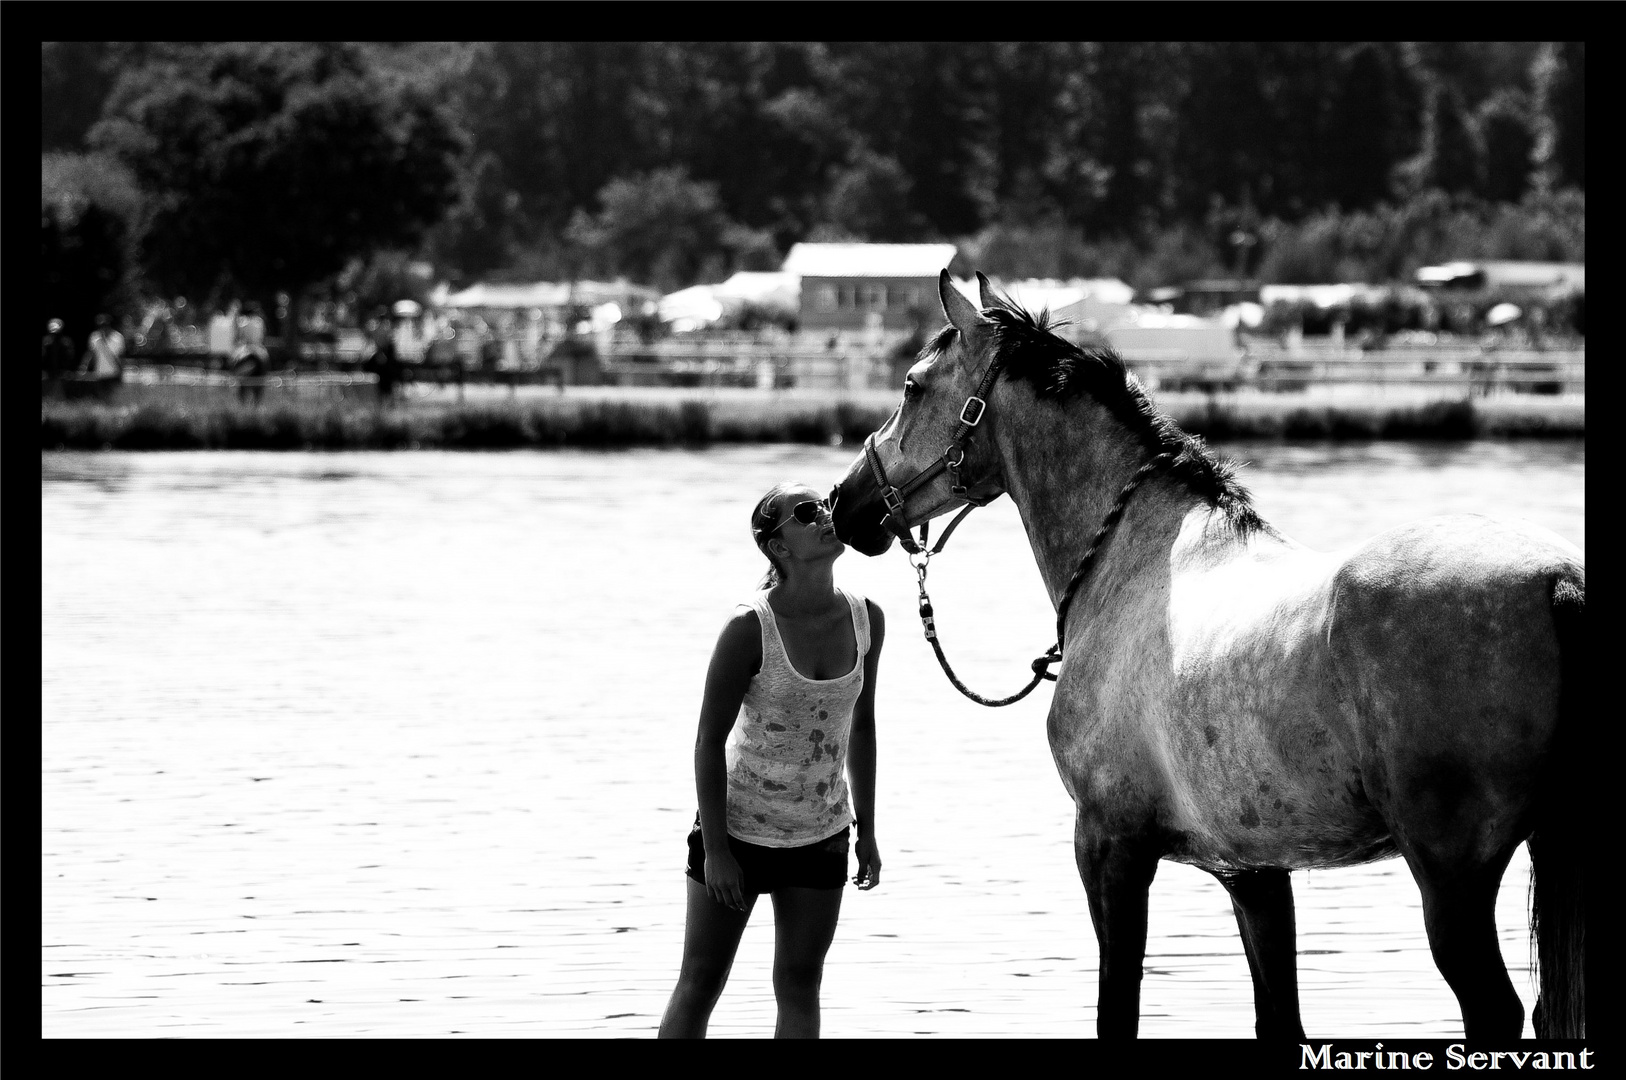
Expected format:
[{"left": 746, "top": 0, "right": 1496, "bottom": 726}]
[{"left": 685, "top": 815, "right": 850, "bottom": 894}]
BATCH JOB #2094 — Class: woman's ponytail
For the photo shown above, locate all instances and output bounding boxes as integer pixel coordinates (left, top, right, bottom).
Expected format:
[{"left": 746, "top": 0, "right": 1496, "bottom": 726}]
[{"left": 750, "top": 484, "right": 795, "bottom": 591}]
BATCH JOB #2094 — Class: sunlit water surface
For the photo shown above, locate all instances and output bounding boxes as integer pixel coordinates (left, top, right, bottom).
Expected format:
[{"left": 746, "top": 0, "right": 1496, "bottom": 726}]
[{"left": 42, "top": 439, "right": 1584, "bottom": 1038}]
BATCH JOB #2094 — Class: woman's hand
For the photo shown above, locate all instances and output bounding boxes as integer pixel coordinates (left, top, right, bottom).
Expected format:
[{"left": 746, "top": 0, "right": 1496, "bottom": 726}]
[
  {"left": 853, "top": 835, "right": 882, "bottom": 890},
  {"left": 705, "top": 847, "right": 749, "bottom": 912}
]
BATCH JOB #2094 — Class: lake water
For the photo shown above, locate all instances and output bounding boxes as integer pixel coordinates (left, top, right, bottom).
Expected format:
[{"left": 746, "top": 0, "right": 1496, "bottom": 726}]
[{"left": 41, "top": 439, "right": 1584, "bottom": 1038}]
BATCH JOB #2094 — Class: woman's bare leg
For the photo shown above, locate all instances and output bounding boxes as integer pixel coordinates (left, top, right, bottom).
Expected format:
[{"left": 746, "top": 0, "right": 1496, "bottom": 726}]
[
  {"left": 769, "top": 886, "right": 844, "bottom": 1038},
  {"left": 658, "top": 878, "right": 756, "bottom": 1038}
]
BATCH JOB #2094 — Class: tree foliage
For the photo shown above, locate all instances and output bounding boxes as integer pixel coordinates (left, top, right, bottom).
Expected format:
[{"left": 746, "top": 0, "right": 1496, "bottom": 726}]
[
  {"left": 46, "top": 41, "right": 1584, "bottom": 301},
  {"left": 564, "top": 168, "right": 776, "bottom": 293},
  {"left": 42, "top": 151, "right": 145, "bottom": 345},
  {"left": 88, "top": 42, "right": 465, "bottom": 319}
]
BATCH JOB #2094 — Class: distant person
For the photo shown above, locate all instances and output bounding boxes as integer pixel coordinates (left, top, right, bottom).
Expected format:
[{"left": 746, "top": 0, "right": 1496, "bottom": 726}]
[
  {"left": 235, "top": 302, "right": 269, "bottom": 358},
  {"left": 42, "top": 318, "right": 76, "bottom": 396},
  {"left": 81, "top": 314, "right": 126, "bottom": 401},
  {"left": 367, "top": 317, "right": 402, "bottom": 405},
  {"left": 233, "top": 303, "right": 270, "bottom": 404},
  {"left": 479, "top": 331, "right": 501, "bottom": 375},
  {"left": 659, "top": 482, "right": 885, "bottom": 1039}
]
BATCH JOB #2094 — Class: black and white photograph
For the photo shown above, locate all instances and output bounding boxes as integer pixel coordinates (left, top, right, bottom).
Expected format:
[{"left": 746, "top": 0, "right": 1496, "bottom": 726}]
[{"left": 42, "top": 41, "right": 1586, "bottom": 1046}]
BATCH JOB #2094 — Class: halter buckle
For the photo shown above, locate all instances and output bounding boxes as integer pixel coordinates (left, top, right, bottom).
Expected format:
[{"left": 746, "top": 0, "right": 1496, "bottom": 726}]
[{"left": 960, "top": 396, "right": 986, "bottom": 426}]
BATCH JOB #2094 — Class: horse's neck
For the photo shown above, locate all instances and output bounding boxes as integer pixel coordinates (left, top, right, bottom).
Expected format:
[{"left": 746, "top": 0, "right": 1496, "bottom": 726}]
[{"left": 996, "top": 398, "right": 1202, "bottom": 608}]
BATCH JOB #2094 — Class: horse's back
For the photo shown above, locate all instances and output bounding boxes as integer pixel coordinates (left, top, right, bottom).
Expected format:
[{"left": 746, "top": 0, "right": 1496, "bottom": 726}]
[
  {"left": 1330, "top": 514, "right": 1580, "bottom": 664},
  {"left": 1327, "top": 514, "right": 1581, "bottom": 864}
]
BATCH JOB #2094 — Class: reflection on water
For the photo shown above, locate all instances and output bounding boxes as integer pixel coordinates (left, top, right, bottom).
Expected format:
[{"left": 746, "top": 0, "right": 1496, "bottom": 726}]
[{"left": 42, "top": 440, "right": 1583, "bottom": 1038}]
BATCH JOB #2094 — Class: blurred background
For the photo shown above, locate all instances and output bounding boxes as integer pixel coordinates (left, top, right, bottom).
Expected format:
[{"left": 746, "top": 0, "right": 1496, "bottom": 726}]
[{"left": 41, "top": 42, "right": 1583, "bottom": 410}]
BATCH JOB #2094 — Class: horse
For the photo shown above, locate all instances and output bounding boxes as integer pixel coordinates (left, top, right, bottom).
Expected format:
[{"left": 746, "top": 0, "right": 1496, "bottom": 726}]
[{"left": 830, "top": 270, "right": 1588, "bottom": 1040}]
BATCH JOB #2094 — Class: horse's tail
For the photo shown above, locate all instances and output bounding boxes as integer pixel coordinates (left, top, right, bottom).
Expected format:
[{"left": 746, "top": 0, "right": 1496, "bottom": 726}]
[{"left": 1528, "top": 571, "right": 1587, "bottom": 1039}]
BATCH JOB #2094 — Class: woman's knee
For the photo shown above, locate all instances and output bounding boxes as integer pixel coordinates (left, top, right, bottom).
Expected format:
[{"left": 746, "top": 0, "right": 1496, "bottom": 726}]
[
  {"left": 676, "top": 961, "right": 733, "bottom": 1004},
  {"left": 772, "top": 959, "right": 825, "bottom": 999}
]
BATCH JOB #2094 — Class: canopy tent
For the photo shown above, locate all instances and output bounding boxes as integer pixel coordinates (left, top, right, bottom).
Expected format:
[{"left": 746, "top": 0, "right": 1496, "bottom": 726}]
[
  {"left": 657, "top": 271, "right": 800, "bottom": 330},
  {"left": 714, "top": 271, "right": 799, "bottom": 315},
  {"left": 657, "top": 285, "right": 726, "bottom": 331},
  {"left": 437, "top": 279, "right": 661, "bottom": 312},
  {"left": 997, "top": 277, "right": 1134, "bottom": 314}
]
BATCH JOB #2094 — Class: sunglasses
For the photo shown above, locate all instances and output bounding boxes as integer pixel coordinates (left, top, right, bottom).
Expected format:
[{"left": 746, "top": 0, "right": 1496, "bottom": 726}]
[{"left": 767, "top": 497, "right": 831, "bottom": 535}]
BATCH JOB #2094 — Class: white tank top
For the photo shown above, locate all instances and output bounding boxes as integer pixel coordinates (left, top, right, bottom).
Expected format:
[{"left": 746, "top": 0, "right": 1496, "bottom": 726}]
[{"left": 724, "top": 587, "right": 870, "bottom": 847}]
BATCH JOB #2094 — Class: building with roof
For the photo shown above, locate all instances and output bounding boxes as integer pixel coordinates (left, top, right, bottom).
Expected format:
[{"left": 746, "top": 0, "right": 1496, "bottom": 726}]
[{"left": 781, "top": 242, "right": 958, "bottom": 331}]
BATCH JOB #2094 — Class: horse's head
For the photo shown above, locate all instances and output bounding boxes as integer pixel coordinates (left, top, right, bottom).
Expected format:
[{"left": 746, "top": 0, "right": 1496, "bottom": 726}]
[{"left": 833, "top": 269, "right": 1010, "bottom": 556}]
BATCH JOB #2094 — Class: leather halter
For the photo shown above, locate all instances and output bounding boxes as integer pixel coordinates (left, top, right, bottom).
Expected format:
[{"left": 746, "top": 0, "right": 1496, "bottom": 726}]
[
  {"left": 860, "top": 348, "right": 1171, "bottom": 707},
  {"left": 862, "top": 353, "right": 1005, "bottom": 557}
]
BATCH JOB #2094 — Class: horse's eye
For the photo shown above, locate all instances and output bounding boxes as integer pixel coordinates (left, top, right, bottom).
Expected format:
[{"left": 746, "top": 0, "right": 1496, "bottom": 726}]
[{"left": 903, "top": 380, "right": 918, "bottom": 401}]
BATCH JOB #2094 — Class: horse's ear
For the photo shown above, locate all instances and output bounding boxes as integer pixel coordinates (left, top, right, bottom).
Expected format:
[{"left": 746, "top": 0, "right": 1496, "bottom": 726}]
[
  {"left": 938, "top": 269, "right": 982, "bottom": 340},
  {"left": 976, "top": 271, "right": 1003, "bottom": 311}
]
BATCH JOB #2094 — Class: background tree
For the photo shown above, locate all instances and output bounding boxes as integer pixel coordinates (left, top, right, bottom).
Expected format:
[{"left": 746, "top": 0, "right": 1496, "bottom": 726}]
[
  {"left": 42, "top": 43, "right": 121, "bottom": 152},
  {"left": 1531, "top": 42, "right": 1584, "bottom": 192},
  {"left": 564, "top": 168, "right": 777, "bottom": 293},
  {"left": 88, "top": 42, "right": 465, "bottom": 344},
  {"left": 1322, "top": 43, "right": 1422, "bottom": 211},
  {"left": 42, "top": 151, "right": 145, "bottom": 350},
  {"left": 46, "top": 41, "right": 1584, "bottom": 299},
  {"left": 1476, "top": 89, "right": 1536, "bottom": 203},
  {"left": 1395, "top": 81, "right": 1483, "bottom": 198}
]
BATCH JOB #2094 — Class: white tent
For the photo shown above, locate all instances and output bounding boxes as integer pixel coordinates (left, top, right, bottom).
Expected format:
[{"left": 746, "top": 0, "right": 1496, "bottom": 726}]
[
  {"left": 996, "top": 277, "right": 1134, "bottom": 314},
  {"left": 658, "top": 285, "right": 726, "bottom": 331},
  {"left": 439, "top": 279, "right": 662, "bottom": 312},
  {"left": 440, "top": 282, "right": 573, "bottom": 309},
  {"left": 713, "top": 271, "right": 799, "bottom": 316},
  {"left": 658, "top": 271, "right": 801, "bottom": 330}
]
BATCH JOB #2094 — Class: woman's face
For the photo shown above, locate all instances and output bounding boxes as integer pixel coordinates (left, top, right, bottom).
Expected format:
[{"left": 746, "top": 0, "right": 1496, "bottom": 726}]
[{"left": 769, "top": 485, "right": 843, "bottom": 559}]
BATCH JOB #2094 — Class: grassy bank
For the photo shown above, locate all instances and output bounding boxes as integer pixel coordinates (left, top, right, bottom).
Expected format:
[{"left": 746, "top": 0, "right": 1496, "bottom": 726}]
[{"left": 41, "top": 385, "right": 1583, "bottom": 451}]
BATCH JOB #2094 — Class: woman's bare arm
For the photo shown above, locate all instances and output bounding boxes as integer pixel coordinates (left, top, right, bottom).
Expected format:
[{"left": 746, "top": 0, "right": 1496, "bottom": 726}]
[
  {"left": 693, "top": 608, "right": 761, "bottom": 910},
  {"left": 848, "top": 599, "right": 885, "bottom": 889}
]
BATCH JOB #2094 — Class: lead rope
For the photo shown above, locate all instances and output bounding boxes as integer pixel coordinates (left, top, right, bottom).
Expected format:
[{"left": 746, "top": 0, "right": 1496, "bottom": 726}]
[{"left": 912, "top": 453, "right": 1174, "bottom": 707}]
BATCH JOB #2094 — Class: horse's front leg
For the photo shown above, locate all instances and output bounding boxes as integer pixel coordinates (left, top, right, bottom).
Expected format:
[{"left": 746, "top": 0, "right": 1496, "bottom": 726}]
[
  {"left": 1074, "top": 818, "right": 1159, "bottom": 1039},
  {"left": 1210, "top": 867, "right": 1307, "bottom": 1039}
]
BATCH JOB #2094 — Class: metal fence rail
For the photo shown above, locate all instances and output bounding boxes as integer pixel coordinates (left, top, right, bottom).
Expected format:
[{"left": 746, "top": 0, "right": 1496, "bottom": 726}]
[
  {"left": 125, "top": 366, "right": 379, "bottom": 389},
  {"left": 1126, "top": 348, "right": 1584, "bottom": 394},
  {"left": 115, "top": 346, "right": 1584, "bottom": 397}
]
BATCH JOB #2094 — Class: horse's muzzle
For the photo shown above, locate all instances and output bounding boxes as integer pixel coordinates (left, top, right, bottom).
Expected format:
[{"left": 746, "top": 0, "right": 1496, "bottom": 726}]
[{"left": 830, "top": 462, "right": 897, "bottom": 557}]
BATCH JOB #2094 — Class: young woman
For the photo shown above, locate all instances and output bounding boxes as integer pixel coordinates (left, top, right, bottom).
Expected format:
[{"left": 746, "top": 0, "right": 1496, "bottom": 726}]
[{"left": 659, "top": 482, "right": 885, "bottom": 1039}]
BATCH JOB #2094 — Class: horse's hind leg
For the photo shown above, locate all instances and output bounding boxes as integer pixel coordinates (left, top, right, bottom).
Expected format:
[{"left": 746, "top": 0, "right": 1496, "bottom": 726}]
[
  {"left": 1211, "top": 868, "right": 1306, "bottom": 1039},
  {"left": 1074, "top": 821, "right": 1160, "bottom": 1039},
  {"left": 1408, "top": 854, "right": 1525, "bottom": 1041}
]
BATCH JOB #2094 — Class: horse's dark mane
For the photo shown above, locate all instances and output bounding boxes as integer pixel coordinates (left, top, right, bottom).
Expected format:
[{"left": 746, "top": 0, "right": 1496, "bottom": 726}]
[{"left": 955, "top": 301, "right": 1263, "bottom": 534}]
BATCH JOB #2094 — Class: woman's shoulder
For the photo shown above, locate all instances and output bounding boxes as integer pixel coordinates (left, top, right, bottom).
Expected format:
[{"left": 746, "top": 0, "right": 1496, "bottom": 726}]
[
  {"left": 721, "top": 600, "right": 769, "bottom": 643},
  {"left": 722, "top": 600, "right": 764, "bottom": 635},
  {"left": 864, "top": 596, "right": 885, "bottom": 640},
  {"left": 839, "top": 586, "right": 883, "bottom": 619},
  {"left": 711, "top": 603, "right": 764, "bottom": 674}
]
